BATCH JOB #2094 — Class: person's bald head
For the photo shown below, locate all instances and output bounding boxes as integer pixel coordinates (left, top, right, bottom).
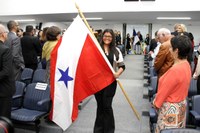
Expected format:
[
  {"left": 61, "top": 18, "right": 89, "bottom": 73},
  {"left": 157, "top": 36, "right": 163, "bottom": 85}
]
[
  {"left": 157, "top": 28, "right": 171, "bottom": 44},
  {"left": 0, "top": 24, "right": 8, "bottom": 42},
  {"left": 0, "top": 24, "right": 6, "bottom": 33},
  {"left": 7, "top": 20, "right": 19, "bottom": 33}
]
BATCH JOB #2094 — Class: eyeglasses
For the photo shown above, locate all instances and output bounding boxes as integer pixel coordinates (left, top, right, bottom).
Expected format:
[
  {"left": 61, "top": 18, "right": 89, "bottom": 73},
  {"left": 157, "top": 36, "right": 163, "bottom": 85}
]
[
  {"left": 157, "top": 33, "right": 165, "bottom": 39},
  {"left": 0, "top": 31, "right": 8, "bottom": 34},
  {"left": 103, "top": 35, "right": 112, "bottom": 39}
]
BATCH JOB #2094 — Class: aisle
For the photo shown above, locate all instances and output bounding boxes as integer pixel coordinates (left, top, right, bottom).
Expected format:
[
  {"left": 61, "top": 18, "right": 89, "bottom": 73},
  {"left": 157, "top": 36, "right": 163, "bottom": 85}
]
[{"left": 65, "top": 54, "right": 151, "bottom": 133}]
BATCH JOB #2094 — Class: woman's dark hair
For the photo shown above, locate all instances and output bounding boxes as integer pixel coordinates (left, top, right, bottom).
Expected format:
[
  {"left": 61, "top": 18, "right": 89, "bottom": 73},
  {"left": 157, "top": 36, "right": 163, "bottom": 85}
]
[
  {"left": 100, "top": 29, "right": 119, "bottom": 60},
  {"left": 41, "top": 27, "right": 49, "bottom": 41},
  {"left": 171, "top": 35, "right": 191, "bottom": 59},
  {"left": 46, "top": 26, "right": 61, "bottom": 41},
  {"left": 188, "top": 32, "right": 194, "bottom": 41}
]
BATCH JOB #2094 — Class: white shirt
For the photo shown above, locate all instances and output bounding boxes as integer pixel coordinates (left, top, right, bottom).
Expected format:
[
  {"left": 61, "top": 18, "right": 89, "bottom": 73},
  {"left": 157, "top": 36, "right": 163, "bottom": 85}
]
[{"left": 151, "top": 42, "right": 161, "bottom": 66}]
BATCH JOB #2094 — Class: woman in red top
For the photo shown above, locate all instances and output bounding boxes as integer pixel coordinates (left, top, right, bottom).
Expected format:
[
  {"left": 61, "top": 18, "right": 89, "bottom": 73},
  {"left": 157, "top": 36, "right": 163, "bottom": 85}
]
[{"left": 153, "top": 35, "right": 192, "bottom": 133}]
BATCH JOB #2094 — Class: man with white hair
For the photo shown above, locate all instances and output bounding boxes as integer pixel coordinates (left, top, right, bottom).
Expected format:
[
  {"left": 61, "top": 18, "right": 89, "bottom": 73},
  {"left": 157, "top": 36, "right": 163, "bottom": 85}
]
[
  {"left": 154, "top": 28, "right": 174, "bottom": 89},
  {"left": 0, "top": 24, "right": 15, "bottom": 119}
]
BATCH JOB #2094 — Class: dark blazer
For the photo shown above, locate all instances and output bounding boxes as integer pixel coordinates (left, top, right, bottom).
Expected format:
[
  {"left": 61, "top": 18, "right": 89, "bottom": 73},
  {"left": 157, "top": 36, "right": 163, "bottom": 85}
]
[
  {"left": 4, "top": 32, "right": 25, "bottom": 80},
  {"left": 0, "top": 41, "right": 15, "bottom": 97},
  {"left": 21, "top": 34, "right": 41, "bottom": 69}
]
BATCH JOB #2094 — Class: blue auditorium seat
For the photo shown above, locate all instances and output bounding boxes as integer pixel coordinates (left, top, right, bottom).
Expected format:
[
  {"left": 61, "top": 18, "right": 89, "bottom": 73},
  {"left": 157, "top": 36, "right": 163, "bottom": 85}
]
[
  {"left": 32, "top": 69, "right": 47, "bottom": 83},
  {"left": 190, "top": 95, "right": 200, "bottom": 129},
  {"left": 20, "top": 68, "right": 34, "bottom": 86},
  {"left": 160, "top": 128, "right": 200, "bottom": 133},
  {"left": 12, "top": 81, "right": 26, "bottom": 110},
  {"left": 11, "top": 83, "right": 51, "bottom": 133}
]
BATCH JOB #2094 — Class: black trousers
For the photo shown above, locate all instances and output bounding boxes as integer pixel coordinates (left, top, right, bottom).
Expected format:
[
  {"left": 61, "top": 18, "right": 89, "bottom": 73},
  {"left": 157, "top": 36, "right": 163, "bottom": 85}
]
[
  {"left": 94, "top": 81, "right": 117, "bottom": 133},
  {"left": 0, "top": 97, "right": 12, "bottom": 119}
]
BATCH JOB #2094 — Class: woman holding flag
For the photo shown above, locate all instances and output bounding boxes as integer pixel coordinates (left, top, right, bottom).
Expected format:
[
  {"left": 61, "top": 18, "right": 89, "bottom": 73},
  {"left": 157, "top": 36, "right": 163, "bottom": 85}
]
[{"left": 94, "top": 29, "right": 125, "bottom": 133}]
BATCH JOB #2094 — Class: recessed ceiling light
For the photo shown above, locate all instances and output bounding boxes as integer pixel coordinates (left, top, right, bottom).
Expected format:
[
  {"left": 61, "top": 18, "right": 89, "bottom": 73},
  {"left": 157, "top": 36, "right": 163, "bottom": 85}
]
[
  {"left": 15, "top": 19, "right": 36, "bottom": 22},
  {"left": 156, "top": 17, "right": 191, "bottom": 20},
  {"left": 85, "top": 18, "right": 103, "bottom": 20}
]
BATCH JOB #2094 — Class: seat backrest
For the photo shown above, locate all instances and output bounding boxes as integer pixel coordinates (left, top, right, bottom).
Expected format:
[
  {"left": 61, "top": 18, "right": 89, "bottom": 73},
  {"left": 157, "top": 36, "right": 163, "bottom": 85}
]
[
  {"left": 188, "top": 78, "right": 197, "bottom": 98},
  {"left": 14, "top": 81, "right": 26, "bottom": 96},
  {"left": 192, "top": 95, "right": 200, "bottom": 114},
  {"left": 161, "top": 128, "right": 200, "bottom": 133},
  {"left": 149, "top": 61, "right": 153, "bottom": 67},
  {"left": 185, "top": 98, "right": 190, "bottom": 125},
  {"left": 32, "top": 69, "right": 47, "bottom": 83},
  {"left": 12, "top": 81, "right": 26, "bottom": 108},
  {"left": 150, "top": 76, "right": 158, "bottom": 95},
  {"left": 20, "top": 68, "right": 34, "bottom": 85},
  {"left": 23, "top": 83, "right": 50, "bottom": 112},
  {"left": 37, "top": 61, "right": 43, "bottom": 69},
  {"left": 149, "top": 67, "right": 157, "bottom": 77}
]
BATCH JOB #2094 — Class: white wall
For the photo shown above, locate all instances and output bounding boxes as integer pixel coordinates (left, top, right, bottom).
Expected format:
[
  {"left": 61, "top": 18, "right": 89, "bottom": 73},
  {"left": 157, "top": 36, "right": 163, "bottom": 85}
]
[{"left": 6, "top": 21, "right": 200, "bottom": 46}]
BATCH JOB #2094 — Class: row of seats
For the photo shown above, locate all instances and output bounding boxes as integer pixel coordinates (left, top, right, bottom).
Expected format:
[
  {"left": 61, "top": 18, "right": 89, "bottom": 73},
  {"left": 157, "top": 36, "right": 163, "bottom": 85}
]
[
  {"left": 12, "top": 82, "right": 51, "bottom": 133},
  {"left": 20, "top": 68, "right": 47, "bottom": 86},
  {"left": 143, "top": 56, "right": 200, "bottom": 133},
  {"left": 160, "top": 128, "right": 200, "bottom": 133},
  {"left": 11, "top": 67, "right": 50, "bottom": 133}
]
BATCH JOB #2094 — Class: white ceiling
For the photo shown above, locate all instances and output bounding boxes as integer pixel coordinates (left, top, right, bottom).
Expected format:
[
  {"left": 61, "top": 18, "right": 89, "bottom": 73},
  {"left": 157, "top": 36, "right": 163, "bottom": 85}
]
[
  {"left": 0, "top": 11, "right": 200, "bottom": 26},
  {"left": 1, "top": 0, "right": 200, "bottom": 26}
]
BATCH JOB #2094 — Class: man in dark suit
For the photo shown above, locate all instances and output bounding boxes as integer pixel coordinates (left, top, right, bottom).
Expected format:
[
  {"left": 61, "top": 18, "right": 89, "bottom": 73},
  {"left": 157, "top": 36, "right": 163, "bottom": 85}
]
[
  {"left": 0, "top": 24, "right": 16, "bottom": 119},
  {"left": 5, "top": 20, "right": 25, "bottom": 80},
  {"left": 21, "top": 25, "right": 42, "bottom": 70}
]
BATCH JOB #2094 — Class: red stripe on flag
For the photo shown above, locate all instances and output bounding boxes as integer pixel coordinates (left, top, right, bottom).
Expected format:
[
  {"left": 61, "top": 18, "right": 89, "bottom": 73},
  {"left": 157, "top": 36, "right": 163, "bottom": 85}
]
[
  {"left": 49, "top": 37, "right": 63, "bottom": 120},
  {"left": 72, "top": 34, "right": 115, "bottom": 121}
]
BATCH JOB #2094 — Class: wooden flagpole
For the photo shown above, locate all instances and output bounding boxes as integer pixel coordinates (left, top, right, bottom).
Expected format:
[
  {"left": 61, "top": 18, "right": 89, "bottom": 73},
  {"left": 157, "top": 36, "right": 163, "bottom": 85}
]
[
  {"left": 116, "top": 79, "right": 140, "bottom": 120},
  {"left": 75, "top": 3, "right": 94, "bottom": 35},
  {"left": 74, "top": 2, "right": 140, "bottom": 121}
]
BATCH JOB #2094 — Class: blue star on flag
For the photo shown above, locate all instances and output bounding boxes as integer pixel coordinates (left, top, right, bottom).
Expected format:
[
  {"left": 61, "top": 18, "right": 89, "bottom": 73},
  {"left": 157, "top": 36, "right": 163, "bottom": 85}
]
[{"left": 58, "top": 67, "right": 73, "bottom": 88}]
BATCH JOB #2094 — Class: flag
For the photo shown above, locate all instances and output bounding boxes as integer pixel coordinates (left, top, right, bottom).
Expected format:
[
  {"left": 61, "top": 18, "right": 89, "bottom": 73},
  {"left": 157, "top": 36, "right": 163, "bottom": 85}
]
[
  {"left": 133, "top": 29, "right": 140, "bottom": 45},
  {"left": 49, "top": 15, "right": 115, "bottom": 130}
]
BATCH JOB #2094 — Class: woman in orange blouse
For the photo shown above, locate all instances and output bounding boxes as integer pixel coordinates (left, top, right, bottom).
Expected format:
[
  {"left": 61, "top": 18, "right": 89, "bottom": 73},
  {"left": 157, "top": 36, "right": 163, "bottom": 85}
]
[{"left": 153, "top": 35, "right": 192, "bottom": 133}]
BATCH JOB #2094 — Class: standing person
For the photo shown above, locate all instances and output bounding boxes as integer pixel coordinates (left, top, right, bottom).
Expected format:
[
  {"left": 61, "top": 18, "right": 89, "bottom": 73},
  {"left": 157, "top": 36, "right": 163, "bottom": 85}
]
[
  {"left": 17, "top": 28, "right": 24, "bottom": 38},
  {"left": 136, "top": 31, "right": 143, "bottom": 55},
  {"left": 96, "top": 29, "right": 103, "bottom": 43},
  {"left": 4, "top": 20, "right": 25, "bottom": 80},
  {"left": 125, "top": 33, "right": 131, "bottom": 54},
  {"left": 154, "top": 28, "right": 174, "bottom": 80},
  {"left": 188, "top": 32, "right": 194, "bottom": 66},
  {"left": 39, "top": 27, "right": 49, "bottom": 48},
  {"left": 148, "top": 31, "right": 158, "bottom": 59},
  {"left": 145, "top": 33, "right": 150, "bottom": 54},
  {"left": 0, "top": 24, "right": 15, "bottom": 119},
  {"left": 116, "top": 31, "right": 121, "bottom": 45},
  {"left": 153, "top": 35, "right": 192, "bottom": 133},
  {"left": 193, "top": 46, "right": 200, "bottom": 94},
  {"left": 94, "top": 29, "right": 125, "bottom": 133},
  {"left": 41, "top": 26, "right": 61, "bottom": 84},
  {"left": 21, "top": 25, "right": 42, "bottom": 70}
]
